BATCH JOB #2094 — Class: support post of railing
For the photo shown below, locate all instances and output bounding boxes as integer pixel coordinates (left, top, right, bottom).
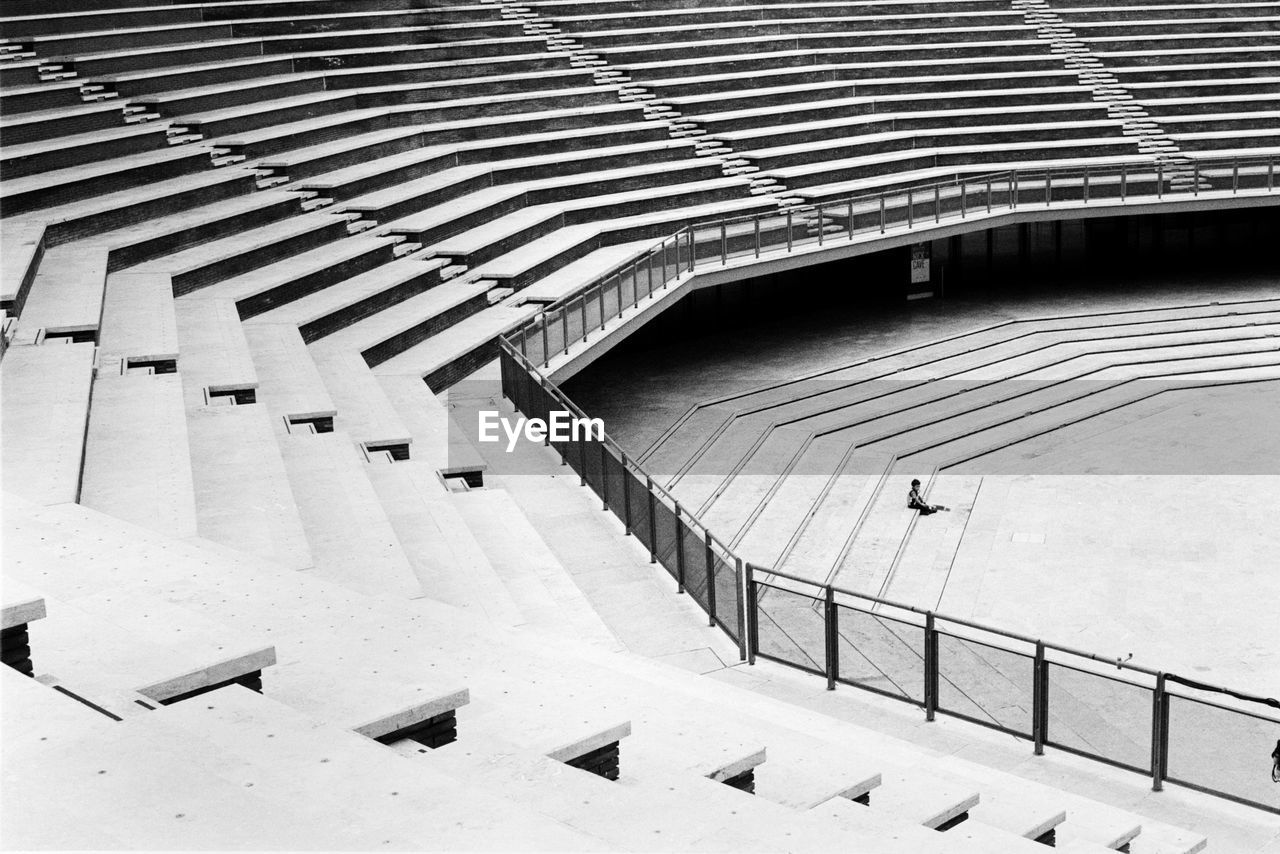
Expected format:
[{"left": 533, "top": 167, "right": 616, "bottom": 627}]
[
  {"left": 924, "top": 612, "right": 938, "bottom": 722},
  {"left": 704, "top": 531, "right": 716, "bottom": 628},
  {"left": 541, "top": 319, "right": 550, "bottom": 369},
  {"left": 879, "top": 195, "right": 886, "bottom": 233},
  {"left": 674, "top": 502, "right": 685, "bottom": 594},
  {"left": 735, "top": 557, "right": 747, "bottom": 662},
  {"left": 824, "top": 586, "right": 838, "bottom": 691},
  {"left": 1012, "top": 171, "right": 1018, "bottom": 209},
  {"left": 687, "top": 226, "right": 695, "bottom": 273},
  {"left": 754, "top": 216, "right": 761, "bottom": 258},
  {"left": 720, "top": 221, "right": 728, "bottom": 264},
  {"left": 599, "top": 443, "right": 609, "bottom": 511},
  {"left": 1158, "top": 162, "right": 1164, "bottom": 199},
  {"left": 621, "top": 452, "right": 632, "bottom": 535},
  {"left": 646, "top": 478, "right": 657, "bottom": 564},
  {"left": 961, "top": 181, "right": 967, "bottom": 218},
  {"left": 786, "top": 209, "right": 793, "bottom": 251},
  {"left": 744, "top": 561, "right": 757, "bottom": 665},
  {"left": 1045, "top": 172, "right": 1051, "bottom": 208},
  {"left": 616, "top": 273, "right": 624, "bottom": 319},
  {"left": 817, "top": 204, "right": 824, "bottom": 246},
  {"left": 986, "top": 178, "right": 992, "bottom": 213},
  {"left": 907, "top": 188, "right": 913, "bottom": 228},
  {"left": 934, "top": 185, "right": 940, "bottom": 223},
  {"left": 662, "top": 238, "right": 669, "bottom": 284},
  {"left": 1193, "top": 161, "right": 1200, "bottom": 196},
  {"left": 578, "top": 433, "right": 587, "bottom": 486},
  {"left": 1083, "top": 167, "right": 1089, "bottom": 203},
  {"left": 847, "top": 198, "right": 854, "bottom": 239},
  {"left": 1233, "top": 161, "right": 1239, "bottom": 195},
  {"left": 1033, "top": 641, "right": 1047, "bottom": 756},
  {"left": 580, "top": 297, "right": 588, "bottom": 344},
  {"left": 1152, "top": 672, "right": 1168, "bottom": 792},
  {"left": 1121, "top": 163, "right": 1127, "bottom": 201}
]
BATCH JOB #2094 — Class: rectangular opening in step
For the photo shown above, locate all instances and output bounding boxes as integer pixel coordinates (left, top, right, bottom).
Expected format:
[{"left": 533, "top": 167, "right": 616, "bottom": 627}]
[
  {"left": 124, "top": 356, "right": 177, "bottom": 376},
  {"left": 719, "top": 767, "right": 755, "bottom": 795},
  {"left": 156, "top": 670, "right": 263, "bottom": 706},
  {"left": 1034, "top": 828, "right": 1056, "bottom": 847},
  {"left": 516, "top": 296, "right": 558, "bottom": 309},
  {"left": 1, "top": 624, "right": 34, "bottom": 677},
  {"left": 362, "top": 441, "right": 410, "bottom": 463},
  {"left": 440, "top": 469, "right": 484, "bottom": 491},
  {"left": 373, "top": 710, "right": 457, "bottom": 750},
  {"left": 39, "top": 327, "right": 97, "bottom": 345},
  {"left": 564, "top": 741, "right": 620, "bottom": 781},
  {"left": 204, "top": 386, "right": 257, "bottom": 406},
  {"left": 285, "top": 414, "right": 335, "bottom": 435},
  {"left": 934, "top": 811, "right": 970, "bottom": 832}
]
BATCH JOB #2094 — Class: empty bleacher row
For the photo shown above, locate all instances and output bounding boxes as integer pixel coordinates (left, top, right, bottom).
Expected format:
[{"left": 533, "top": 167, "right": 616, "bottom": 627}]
[{"left": 3, "top": 493, "right": 1210, "bottom": 852}]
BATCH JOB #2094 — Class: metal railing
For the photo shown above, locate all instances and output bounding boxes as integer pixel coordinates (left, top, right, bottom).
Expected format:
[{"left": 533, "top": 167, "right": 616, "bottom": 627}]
[
  {"left": 498, "top": 341, "right": 1280, "bottom": 815},
  {"left": 508, "top": 154, "right": 1278, "bottom": 369}
]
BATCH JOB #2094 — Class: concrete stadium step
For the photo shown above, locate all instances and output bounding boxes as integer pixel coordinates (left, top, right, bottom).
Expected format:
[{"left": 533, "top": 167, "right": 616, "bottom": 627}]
[
  {"left": 306, "top": 339, "right": 415, "bottom": 446},
  {"left": 0, "top": 58, "right": 45, "bottom": 88},
  {"left": 267, "top": 114, "right": 664, "bottom": 184},
  {"left": 323, "top": 64, "right": 595, "bottom": 97},
  {"left": 452, "top": 489, "right": 620, "bottom": 647},
  {"left": 104, "top": 685, "right": 608, "bottom": 850},
  {"left": 363, "top": 462, "right": 528, "bottom": 625},
  {"left": 809, "top": 795, "right": 1041, "bottom": 853},
  {"left": 130, "top": 71, "right": 328, "bottom": 117},
  {"left": 423, "top": 176, "right": 753, "bottom": 270},
  {"left": 6, "top": 245, "right": 108, "bottom": 345},
  {"left": 690, "top": 424, "right": 817, "bottom": 526},
  {"left": 0, "top": 583, "right": 272, "bottom": 711},
  {"left": 0, "top": 96, "right": 125, "bottom": 146},
  {"left": 371, "top": 301, "right": 538, "bottom": 391},
  {"left": 164, "top": 89, "right": 364, "bottom": 139},
  {"left": 189, "top": 232, "right": 402, "bottom": 319},
  {"left": 376, "top": 372, "right": 488, "bottom": 482},
  {"left": 563, "top": 18, "right": 1034, "bottom": 49},
  {"left": 80, "top": 370, "right": 199, "bottom": 539},
  {"left": 314, "top": 276, "right": 495, "bottom": 367},
  {"left": 370, "top": 155, "right": 718, "bottom": 242},
  {"left": 0, "top": 122, "right": 171, "bottom": 180},
  {"left": 131, "top": 209, "right": 352, "bottom": 295},
  {"left": 0, "top": 78, "right": 83, "bottom": 113},
  {"left": 246, "top": 254, "right": 447, "bottom": 342},
  {"left": 0, "top": 343, "right": 96, "bottom": 507},
  {"left": 0, "top": 145, "right": 215, "bottom": 217},
  {"left": 314, "top": 135, "right": 695, "bottom": 212},
  {"left": 88, "top": 52, "right": 299, "bottom": 97},
  {"left": 549, "top": 5, "right": 1021, "bottom": 33},
  {"left": 275, "top": 430, "right": 425, "bottom": 599},
  {"left": 241, "top": 320, "right": 337, "bottom": 429},
  {"left": 0, "top": 221, "right": 45, "bottom": 311}
]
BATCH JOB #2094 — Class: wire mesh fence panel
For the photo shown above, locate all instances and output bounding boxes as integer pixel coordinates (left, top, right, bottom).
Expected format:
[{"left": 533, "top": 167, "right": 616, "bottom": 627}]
[
  {"left": 625, "top": 468, "right": 653, "bottom": 552},
  {"left": 755, "top": 581, "right": 826, "bottom": 676},
  {"left": 602, "top": 447, "right": 628, "bottom": 523},
  {"left": 681, "top": 520, "right": 711, "bottom": 614},
  {"left": 834, "top": 605, "right": 925, "bottom": 705},
  {"left": 1166, "top": 694, "right": 1280, "bottom": 813},
  {"left": 651, "top": 497, "right": 681, "bottom": 583},
  {"left": 580, "top": 436, "right": 605, "bottom": 496},
  {"left": 1045, "top": 662, "right": 1153, "bottom": 774},
  {"left": 712, "top": 552, "right": 741, "bottom": 641},
  {"left": 937, "top": 633, "right": 1034, "bottom": 737}
]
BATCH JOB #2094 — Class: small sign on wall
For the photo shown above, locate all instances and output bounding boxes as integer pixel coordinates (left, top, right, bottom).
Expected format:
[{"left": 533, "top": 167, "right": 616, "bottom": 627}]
[{"left": 908, "top": 242, "right": 934, "bottom": 300}]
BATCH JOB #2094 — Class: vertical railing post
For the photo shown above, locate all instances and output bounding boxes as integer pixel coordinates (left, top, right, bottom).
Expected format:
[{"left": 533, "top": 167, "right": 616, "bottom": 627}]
[
  {"left": 577, "top": 431, "right": 587, "bottom": 486},
  {"left": 924, "top": 612, "right": 939, "bottom": 722},
  {"left": 1193, "top": 161, "right": 1200, "bottom": 196},
  {"left": 961, "top": 181, "right": 967, "bottom": 218},
  {"left": 687, "top": 226, "right": 695, "bottom": 273},
  {"left": 986, "top": 178, "right": 992, "bottom": 213},
  {"left": 735, "top": 557, "right": 747, "bottom": 662},
  {"left": 621, "top": 452, "right": 632, "bottom": 535},
  {"left": 847, "top": 198, "right": 854, "bottom": 239},
  {"left": 907, "top": 188, "right": 914, "bottom": 228},
  {"left": 704, "top": 531, "right": 716, "bottom": 628},
  {"left": 580, "top": 296, "right": 588, "bottom": 344},
  {"left": 1083, "top": 167, "right": 1090, "bottom": 203},
  {"left": 1157, "top": 162, "right": 1164, "bottom": 199},
  {"left": 934, "top": 185, "right": 940, "bottom": 223},
  {"left": 616, "top": 273, "right": 624, "bottom": 319},
  {"left": 817, "top": 204, "right": 825, "bottom": 246},
  {"left": 786, "top": 209, "right": 793, "bottom": 251},
  {"left": 541, "top": 318, "right": 550, "bottom": 369},
  {"left": 720, "top": 221, "right": 728, "bottom": 264},
  {"left": 879, "top": 195, "right": 886, "bottom": 233},
  {"left": 824, "top": 586, "right": 838, "bottom": 691},
  {"left": 1121, "top": 163, "right": 1127, "bottom": 201},
  {"left": 674, "top": 502, "right": 685, "bottom": 594},
  {"left": 661, "top": 238, "right": 669, "bottom": 284},
  {"left": 1045, "top": 172, "right": 1051, "bottom": 207},
  {"left": 1152, "top": 672, "right": 1168, "bottom": 792},
  {"left": 1033, "top": 641, "right": 1047, "bottom": 756},
  {"left": 754, "top": 215, "right": 761, "bottom": 258},
  {"left": 646, "top": 478, "right": 657, "bottom": 564},
  {"left": 1012, "top": 170, "right": 1018, "bottom": 209},
  {"left": 745, "top": 562, "right": 758, "bottom": 665},
  {"left": 1233, "top": 161, "right": 1239, "bottom": 194}
]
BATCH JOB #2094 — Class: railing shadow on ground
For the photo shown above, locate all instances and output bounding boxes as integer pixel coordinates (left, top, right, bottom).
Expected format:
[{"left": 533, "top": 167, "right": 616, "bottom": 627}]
[{"left": 497, "top": 156, "right": 1280, "bottom": 814}]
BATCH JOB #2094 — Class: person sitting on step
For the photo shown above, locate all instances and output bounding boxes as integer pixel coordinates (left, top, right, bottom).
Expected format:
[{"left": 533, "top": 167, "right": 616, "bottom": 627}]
[{"left": 908, "top": 479, "right": 949, "bottom": 515}]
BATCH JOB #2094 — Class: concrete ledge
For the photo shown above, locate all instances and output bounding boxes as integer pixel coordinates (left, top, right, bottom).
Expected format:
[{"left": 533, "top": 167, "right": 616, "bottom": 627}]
[
  {"left": 544, "top": 719, "right": 632, "bottom": 764},
  {"left": 136, "top": 645, "right": 277, "bottom": 704},
  {"left": 2, "top": 579, "right": 47, "bottom": 630}
]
